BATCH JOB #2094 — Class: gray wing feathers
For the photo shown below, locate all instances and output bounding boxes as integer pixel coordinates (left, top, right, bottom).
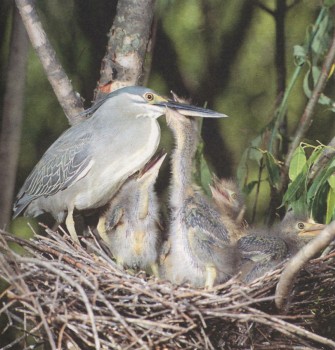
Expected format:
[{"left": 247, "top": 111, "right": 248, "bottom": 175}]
[{"left": 13, "top": 133, "right": 93, "bottom": 217}]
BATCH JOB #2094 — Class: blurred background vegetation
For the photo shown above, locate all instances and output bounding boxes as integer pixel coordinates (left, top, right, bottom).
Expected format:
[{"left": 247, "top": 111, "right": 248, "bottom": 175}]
[{"left": 0, "top": 0, "right": 334, "bottom": 237}]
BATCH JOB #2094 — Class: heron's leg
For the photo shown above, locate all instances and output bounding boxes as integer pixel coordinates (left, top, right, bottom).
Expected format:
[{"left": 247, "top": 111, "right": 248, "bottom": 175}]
[
  {"left": 96, "top": 216, "right": 111, "bottom": 245},
  {"left": 236, "top": 206, "right": 246, "bottom": 226},
  {"left": 66, "top": 209, "right": 80, "bottom": 244},
  {"left": 205, "top": 265, "right": 217, "bottom": 289}
]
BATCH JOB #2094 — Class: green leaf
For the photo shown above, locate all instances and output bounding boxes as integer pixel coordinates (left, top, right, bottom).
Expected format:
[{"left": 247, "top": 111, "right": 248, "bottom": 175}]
[
  {"left": 308, "top": 161, "right": 335, "bottom": 206},
  {"left": 326, "top": 188, "right": 335, "bottom": 224},
  {"left": 289, "top": 145, "right": 307, "bottom": 181},
  {"left": 263, "top": 151, "right": 281, "bottom": 190},
  {"left": 248, "top": 134, "right": 264, "bottom": 164},
  {"left": 282, "top": 170, "right": 307, "bottom": 206},
  {"left": 328, "top": 173, "right": 335, "bottom": 189},
  {"left": 288, "top": 198, "right": 308, "bottom": 215},
  {"left": 318, "top": 93, "right": 334, "bottom": 107},
  {"left": 311, "top": 9, "right": 332, "bottom": 57},
  {"left": 293, "top": 45, "right": 307, "bottom": 66},
  {"left": 243, "top": 180, "right": 259, "bottom": 196},
  {"left": 237, "top": 149, "right": 248, "bottom": 188},
  {"left": 303, "top": 67, "right": 312, "bottom": 98},
  {"left": 305, "top": 144, "right": 324, "bottom": 167}
]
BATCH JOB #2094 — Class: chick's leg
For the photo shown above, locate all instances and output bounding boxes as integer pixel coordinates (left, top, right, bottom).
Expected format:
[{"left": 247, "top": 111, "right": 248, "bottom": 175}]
[
  {"left": 205, "top": 265, "right": 217, "bottom": 289},
  {"left": 96, "top": 216, "right": 112, "bottom": 245},
  {"left": 150, "top": 262, "right": 160, "bottom": 278}
]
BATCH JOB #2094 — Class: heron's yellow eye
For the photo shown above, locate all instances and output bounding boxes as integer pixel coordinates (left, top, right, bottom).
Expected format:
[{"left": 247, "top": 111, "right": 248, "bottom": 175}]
[
  {"left": 144, "top": 92, "right": 155, "bottom": 102},
  {"left": 297, "top": 222, "right": 305, "bottom": 230}
]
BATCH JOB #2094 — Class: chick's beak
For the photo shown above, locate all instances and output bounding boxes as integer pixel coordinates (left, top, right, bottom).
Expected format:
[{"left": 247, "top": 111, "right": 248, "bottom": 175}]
[{"left": 298, "top": 223, "right": 326, "bottom": 237}]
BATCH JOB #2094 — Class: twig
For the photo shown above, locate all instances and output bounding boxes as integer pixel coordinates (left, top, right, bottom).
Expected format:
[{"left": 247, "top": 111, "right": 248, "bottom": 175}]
[
  {"left": 15, "top": 0, "right": 84, "bottom": 125},
  {"left": 1, "top": 228, "right": 334, "bottom": 349},
  {"left": 245, "top": 307, "right": 335, "bottom": 348},
  {"left": 17, "top": 256, "right": 101, "bottom": 350},
  {"left": 283, "top": 28, "right": 335, "bottom": 173},
  {"left": 254, "top": 1, "right": 275, "bottom": 16},
  {"left": 275, "top": 221, "right": 335, "bottom": 310},
  {"left": 0, "top": 254, "right": 57, "bottom": 350}
]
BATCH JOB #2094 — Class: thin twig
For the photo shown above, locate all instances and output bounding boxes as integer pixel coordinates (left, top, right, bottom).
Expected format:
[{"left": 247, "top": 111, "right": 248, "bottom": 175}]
[{"left": 283, "top": 28, "right": 335, "bottom": 173}]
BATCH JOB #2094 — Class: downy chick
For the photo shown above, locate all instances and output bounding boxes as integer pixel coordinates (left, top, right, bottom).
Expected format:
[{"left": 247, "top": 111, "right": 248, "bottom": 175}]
[
  {"left": 101, "top": 153, "right": 166, "bottom": 276},
  {"left": 210, "top": 176, "right": 247, "bottom": 239},
  {"left": 237, "top": 211, "right": 325, "bottom": 283},
  {"left": 165, "top": 108, "right": 238, "bottom": 288}
]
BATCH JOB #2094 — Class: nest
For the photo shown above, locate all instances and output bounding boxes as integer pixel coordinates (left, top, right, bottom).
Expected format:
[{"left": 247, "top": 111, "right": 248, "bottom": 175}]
[{"left": 0, "top": 228, "right": 334, "bottom": 350}]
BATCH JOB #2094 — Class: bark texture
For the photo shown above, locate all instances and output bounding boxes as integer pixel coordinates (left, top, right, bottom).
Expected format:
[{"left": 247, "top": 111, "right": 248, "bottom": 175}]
[{"left": 95, "top": 0, "right": 155, "bottom": 99}]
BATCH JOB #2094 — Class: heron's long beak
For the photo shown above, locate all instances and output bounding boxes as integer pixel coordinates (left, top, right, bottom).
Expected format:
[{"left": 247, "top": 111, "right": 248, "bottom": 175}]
[
  {"left": 298, "top": 222, "right": 326, "bottom": 237},
  {"left": 156, "top": 100, "right": 228, "bottom": 118}
]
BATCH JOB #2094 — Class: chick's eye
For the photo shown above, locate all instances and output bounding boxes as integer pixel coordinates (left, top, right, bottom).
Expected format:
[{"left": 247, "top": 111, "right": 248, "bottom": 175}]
[
  {"left": 231, "top": 193, "right": 237, "bottom": 200},
  {"left": 297, "top": 222, "right": 305, "bottom": 230},
  {"left": 145, "top": 93, "right": 154, "bottom": 101}
]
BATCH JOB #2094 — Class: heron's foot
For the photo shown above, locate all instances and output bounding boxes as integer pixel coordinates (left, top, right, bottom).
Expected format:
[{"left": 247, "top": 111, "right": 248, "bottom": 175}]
[
  {"left": 205, "top": 265, "right": 217, "bottom": 290},
  {"left": 66, "top": 210, "right": 80, "bottom": 244}
]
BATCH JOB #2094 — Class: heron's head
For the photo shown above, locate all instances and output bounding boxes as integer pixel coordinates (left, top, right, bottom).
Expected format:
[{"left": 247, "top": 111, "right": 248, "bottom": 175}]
[
  {"left": 82, "top": 86, "right": 228, "bottom": 120},
  {"left": 280, "top": 212, "right": 326, "bottom": 238}
]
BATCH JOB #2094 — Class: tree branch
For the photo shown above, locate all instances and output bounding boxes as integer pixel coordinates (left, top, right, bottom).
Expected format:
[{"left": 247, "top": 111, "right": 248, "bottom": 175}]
[
  {"left": 254, "top": 1, "right": 275, "bottom": 16},
  {"left": 0, "top": 7, "right": 29, "bottom": 227},
  {"left": 308, "top": 136, "right": 335, "bottom": 182},
  {"left": 15, "top": 0, "right": 84, "bottom": 125},
  {"left": 283, "top": 29, "right": 335, "bottom": 174},
  {"left": 95, "top": 0, "right": 155, "bottom": 100},
  {"left": 275, "top": 220, "right": 335, "bottom": 311}
]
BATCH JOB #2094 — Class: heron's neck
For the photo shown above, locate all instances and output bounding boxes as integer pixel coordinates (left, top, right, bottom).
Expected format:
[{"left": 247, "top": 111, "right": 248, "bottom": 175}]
[{"left": 170, "top": 120, "right": 199, "bottom": 208}]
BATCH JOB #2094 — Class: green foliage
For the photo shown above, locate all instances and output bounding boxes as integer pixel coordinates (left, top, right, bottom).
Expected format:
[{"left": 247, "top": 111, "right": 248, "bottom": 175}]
[
  {"left": 2, "top": 0, "right": 334, "bottom": 232},
  {"left": 289, "top": 145, "right": 307, "bottom": 181},
  {"left": 237, "top": 4, "right": 335, "bottom": 223},
  {"left": 282, "top": 143, "right": 335, "bottom": 223},
  {"left": 301, "top": 7, "right": 335, "bottom": 110},
  {"left": 326, "top": 174, "right": 335, "bottom": 222}
]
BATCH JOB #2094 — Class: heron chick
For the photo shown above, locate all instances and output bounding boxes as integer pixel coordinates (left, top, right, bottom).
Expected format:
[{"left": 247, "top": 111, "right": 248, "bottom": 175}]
[
  {"left": 13, "top": 86, "right": 225, "bottom": 243},
  {"left": 237, "top": 211, "right": 325, "bottom": 283},
  {"left": 210, "top": 176, "right": 247, "bottom": 240},
  {"left": 100, "top": 153, "right": 166, "bottom": 276},
  {"left": 165, "top": 108, "right": 238, "bottom": 288}
]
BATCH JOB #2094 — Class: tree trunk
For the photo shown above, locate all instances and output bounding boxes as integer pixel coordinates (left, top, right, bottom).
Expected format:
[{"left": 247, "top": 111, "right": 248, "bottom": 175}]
[
  {"left": 95, "top": 0, "right": 155, "bottom": 100},
  {"left": 0, "top": 7, "right": 29, "bottom": 228}
]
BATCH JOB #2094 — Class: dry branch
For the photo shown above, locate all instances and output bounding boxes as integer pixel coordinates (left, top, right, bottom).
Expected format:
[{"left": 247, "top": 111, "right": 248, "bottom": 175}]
[
  {"left": 284, "top": 27, "right": 335, "bottom": 172},
  {"left": 15, "top": 0, "right": 84, "bottom": 125},
  {"left": 0, "top": 228, "right": 334, "bottom": 349}
]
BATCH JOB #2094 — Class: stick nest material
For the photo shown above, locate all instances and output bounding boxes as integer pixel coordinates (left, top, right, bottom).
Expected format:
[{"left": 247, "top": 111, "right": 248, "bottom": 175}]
[{"left": 0, "top": 228, "right": 334, "bottom": 350}]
